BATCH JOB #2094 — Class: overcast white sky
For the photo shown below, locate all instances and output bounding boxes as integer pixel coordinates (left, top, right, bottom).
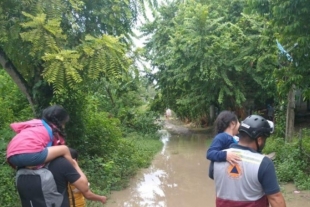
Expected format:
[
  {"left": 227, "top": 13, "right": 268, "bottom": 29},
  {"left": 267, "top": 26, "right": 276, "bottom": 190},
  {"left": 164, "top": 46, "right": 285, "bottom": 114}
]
[
  {"left": 131, "top": 3, "right": 156, "bottom": 73},
  {"left": 132, "top": 2, "right": 156, "bottom": 49}
]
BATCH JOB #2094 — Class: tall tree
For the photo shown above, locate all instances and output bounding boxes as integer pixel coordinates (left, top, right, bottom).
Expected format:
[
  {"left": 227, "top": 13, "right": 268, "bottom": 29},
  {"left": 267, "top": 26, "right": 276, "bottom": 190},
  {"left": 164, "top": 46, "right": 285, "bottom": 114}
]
[
  {"left": 247, "top": 0, "right": 310, "bottom": 140},
  {"left": 142, "top": 0, "right": 276, "bottom": 121},
  {"left": 0, "top": 0, "right": 156, "bottom": 113}
]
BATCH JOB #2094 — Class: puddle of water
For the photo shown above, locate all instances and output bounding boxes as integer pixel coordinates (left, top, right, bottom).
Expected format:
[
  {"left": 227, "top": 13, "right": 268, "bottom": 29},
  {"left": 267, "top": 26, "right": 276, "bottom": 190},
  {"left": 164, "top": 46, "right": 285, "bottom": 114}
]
[
  {"left": 281, "top": 183, "right": 310, "bottom": 206},
  {"left": 105, "top": 129, "right": 310, "bottom": 207},
  {"left": 106, "top": 132, "right": 215, "bottom": 207}
]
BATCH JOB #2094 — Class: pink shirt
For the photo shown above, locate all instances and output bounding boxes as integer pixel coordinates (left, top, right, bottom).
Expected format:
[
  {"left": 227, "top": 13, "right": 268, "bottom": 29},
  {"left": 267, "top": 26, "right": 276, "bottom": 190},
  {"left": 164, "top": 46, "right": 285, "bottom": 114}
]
[{"left": 6, "top": 119, "right": 65, "bottom": 158}]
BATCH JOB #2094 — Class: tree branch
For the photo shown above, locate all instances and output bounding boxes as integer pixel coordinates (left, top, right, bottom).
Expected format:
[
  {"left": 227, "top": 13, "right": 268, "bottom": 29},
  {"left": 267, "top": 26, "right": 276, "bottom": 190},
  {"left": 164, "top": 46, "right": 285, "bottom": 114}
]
[{"left": 0, "top": 47, "right": 36, "bottom": 115}]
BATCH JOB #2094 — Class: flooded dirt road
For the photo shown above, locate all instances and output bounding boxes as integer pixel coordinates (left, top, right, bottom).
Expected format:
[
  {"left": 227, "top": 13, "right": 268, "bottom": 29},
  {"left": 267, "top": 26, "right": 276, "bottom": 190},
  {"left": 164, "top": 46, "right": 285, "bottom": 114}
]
[{"left": 106, "top": 121, "right": 310, "bottom": 207}]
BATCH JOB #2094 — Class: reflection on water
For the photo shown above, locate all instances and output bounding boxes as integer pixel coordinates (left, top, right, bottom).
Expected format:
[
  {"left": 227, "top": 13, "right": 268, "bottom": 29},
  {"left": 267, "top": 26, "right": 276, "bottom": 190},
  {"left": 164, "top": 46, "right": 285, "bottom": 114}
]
[
  {"left": 106, "top": 128, "right": 310, "bottom": 207},
  {"left": 121, "top": 167, "right": 168, "bottom": 207},
  {"left": 137, "top": 169, "right": 167, "bottom": 206},
  {"left": 119, "top": 130, "right": 171, "bottom": 207},
  {"left": 106, "top": 131, "right": 214, "bottom": 207},
  {"left": 159, "top": 129, "right": 170, "bottom": 155}
]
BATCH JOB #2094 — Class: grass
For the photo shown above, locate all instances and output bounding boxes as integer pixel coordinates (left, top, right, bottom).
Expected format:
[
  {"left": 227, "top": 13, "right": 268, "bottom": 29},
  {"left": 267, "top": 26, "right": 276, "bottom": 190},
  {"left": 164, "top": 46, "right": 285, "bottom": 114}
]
[{"left": 81, "top": 132, "right": 163, "bottom": 204}]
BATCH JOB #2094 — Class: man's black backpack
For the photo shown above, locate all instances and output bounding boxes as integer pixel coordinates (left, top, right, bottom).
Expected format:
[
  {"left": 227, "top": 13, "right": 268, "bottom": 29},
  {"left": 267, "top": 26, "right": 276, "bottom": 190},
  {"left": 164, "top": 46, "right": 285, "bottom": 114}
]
[{"left": 16, "top": 164, "right": 65, "bottom": 207}]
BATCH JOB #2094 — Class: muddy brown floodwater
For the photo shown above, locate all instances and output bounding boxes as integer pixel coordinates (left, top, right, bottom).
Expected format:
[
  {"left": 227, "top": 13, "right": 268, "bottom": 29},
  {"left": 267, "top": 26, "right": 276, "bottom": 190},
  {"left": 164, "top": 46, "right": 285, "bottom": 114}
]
[{"left": 105, "top": 122, "right": 310, "bottom": 207}]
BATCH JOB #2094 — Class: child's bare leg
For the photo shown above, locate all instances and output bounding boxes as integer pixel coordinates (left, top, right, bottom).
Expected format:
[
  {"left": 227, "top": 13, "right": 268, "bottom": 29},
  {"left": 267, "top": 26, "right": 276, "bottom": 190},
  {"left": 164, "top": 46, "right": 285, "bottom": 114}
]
[{"left": 45, "top": 145, "right": 76, "bottom": 167}]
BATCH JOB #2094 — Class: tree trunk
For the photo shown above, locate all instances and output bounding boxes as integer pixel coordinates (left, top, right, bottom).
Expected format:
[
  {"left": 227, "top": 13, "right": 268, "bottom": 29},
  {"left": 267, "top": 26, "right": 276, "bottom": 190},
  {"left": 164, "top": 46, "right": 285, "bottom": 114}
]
[
  {"left": 0, "top": 48, "right": 36, "bottom": 115},
  {"left": 285, "top": 85, "right": 295, "bottom": 142}
]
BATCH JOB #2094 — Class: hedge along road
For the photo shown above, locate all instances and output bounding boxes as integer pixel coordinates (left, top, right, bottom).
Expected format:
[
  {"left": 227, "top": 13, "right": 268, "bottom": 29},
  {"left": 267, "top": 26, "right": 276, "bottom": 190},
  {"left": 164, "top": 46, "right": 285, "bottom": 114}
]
[{"left": 105, "top": 120, "right": 310, "bottom": 207}]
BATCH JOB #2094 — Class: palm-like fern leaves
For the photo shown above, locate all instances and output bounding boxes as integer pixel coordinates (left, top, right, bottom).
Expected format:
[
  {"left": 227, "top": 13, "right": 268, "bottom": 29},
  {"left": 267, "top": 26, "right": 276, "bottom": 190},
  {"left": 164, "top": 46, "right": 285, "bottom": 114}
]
[{"left": 20, "top": 11, "right": 130, "bottom": 94}]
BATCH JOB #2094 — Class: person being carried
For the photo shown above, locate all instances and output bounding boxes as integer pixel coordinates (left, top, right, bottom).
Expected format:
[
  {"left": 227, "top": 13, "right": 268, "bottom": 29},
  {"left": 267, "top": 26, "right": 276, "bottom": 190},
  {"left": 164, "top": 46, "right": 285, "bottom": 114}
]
[
  {"left": 209, "top": 115, "right": 286, "bottom": 207},
  {"left": 7, "top": 105, "right": 76, "bottom": 169},
  {"left": 68, "top": 148, "right": 87, "bottom": 207},
  {"left": 206, "top": 111, "right": 241, "bottom": 166},
  {"left": 16, "top": 149, "right": 107, "bottom": 207}
]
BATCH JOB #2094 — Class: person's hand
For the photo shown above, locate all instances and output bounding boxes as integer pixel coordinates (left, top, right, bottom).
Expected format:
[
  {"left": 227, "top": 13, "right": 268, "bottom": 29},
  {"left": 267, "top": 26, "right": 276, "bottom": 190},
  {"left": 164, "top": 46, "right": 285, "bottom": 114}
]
[
  {"left": 226, "top": 151, "right": 241, "bottom": 165},
  {"left": 99, "top": 196, "right": 107, "bottom": 204}
]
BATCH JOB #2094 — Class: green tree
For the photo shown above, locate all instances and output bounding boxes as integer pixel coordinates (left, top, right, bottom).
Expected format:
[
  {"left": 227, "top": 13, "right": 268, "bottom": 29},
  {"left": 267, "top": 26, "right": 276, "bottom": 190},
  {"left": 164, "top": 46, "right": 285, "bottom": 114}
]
[
  {"left": 247, "top": 0, "right": 310, "bottom": 139},
  {"left": 0, "top": 0, "right": 157, "bottom": 114},
  {"left": 142, "top": 0, "right": 276, "bottom": 121}
]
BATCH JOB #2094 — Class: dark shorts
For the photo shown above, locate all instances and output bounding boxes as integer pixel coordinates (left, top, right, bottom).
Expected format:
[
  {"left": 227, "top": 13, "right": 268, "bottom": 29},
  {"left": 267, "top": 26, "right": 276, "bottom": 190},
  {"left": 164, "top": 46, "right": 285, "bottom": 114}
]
[{"left": 8, "top": 148, "right": 48, "bottom": 167}]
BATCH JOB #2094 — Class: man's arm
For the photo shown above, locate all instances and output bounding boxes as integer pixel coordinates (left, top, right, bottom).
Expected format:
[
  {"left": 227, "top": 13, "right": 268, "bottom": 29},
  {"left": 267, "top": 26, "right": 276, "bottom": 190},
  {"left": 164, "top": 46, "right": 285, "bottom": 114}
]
[
  {"left": 206, "top": 136, "right": 227, "bottom": 161},
  {"left": 71, "top": 160, "right": 106, "bottom": 204},
  {"left": 267, "top": 192, "right": 286, "bottom": 207},
  {"left": 258, "top": 157, "right": 286, "bottom": 207}
]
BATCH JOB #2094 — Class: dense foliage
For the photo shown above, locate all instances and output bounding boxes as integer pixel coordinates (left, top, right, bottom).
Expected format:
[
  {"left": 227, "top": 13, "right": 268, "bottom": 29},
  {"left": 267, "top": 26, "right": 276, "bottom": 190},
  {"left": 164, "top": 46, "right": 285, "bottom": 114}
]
[
  {"left": 1, "top": 0, "right": 310, "bottom": 205},
  {"left": 143, "top": 0, "right": 310, "bottom": 125},
  {"left": 263, "top": 130, "right": 310, "bottom": 190},
  {"left": 247, "top": 0, "right": 310, "bottom": 97},
  {"left": 142, "top": 0, "right": 277, "bottom": 121},
  {"left": 0, "top": 68, "right": 162, "bottom": 206},
  {"left": 142, "top": 0, "right": 310, "bottom": 189},
  {"left": 0, "top": 0, "right": 158, "bottom": 112},
  {"left": 0, "top": 0, "right": 163, "bottom": 206}
]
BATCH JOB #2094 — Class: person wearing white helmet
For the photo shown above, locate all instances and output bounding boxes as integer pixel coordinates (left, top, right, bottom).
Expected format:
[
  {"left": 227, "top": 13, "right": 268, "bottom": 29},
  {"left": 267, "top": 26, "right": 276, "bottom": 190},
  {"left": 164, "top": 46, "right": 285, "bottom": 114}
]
[{"left": 209, "top": 115, "right": 286, "bottom": 207}]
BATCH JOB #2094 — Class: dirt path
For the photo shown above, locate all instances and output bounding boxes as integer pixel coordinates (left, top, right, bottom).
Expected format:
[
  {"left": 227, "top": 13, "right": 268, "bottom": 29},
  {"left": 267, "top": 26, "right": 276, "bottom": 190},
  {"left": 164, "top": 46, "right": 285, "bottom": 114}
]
[{"left": 105, "top": 120, "right": 310, "bottom": 207}]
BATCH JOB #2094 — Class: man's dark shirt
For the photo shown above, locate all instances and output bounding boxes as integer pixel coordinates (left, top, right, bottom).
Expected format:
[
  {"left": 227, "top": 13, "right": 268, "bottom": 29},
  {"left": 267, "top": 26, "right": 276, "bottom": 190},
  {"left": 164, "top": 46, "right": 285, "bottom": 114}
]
[{"left": 48, "top": 157, "right": 81, "bottom": 207}]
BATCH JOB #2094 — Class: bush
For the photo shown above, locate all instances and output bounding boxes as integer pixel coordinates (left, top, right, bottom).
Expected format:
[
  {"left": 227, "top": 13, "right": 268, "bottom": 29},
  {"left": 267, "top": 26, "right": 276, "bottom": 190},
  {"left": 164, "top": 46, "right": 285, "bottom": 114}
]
[
  {"left": 72, "top": 98, "right": 163, "bottom": 195},
  {"left": 130, "top": 110, "right": 161, "bottom": 134},
  {"left": 0, "top": 72, "right": 163, "bottom": 206},
  {"left": 117, "top": 106, "right": 161, "bottom": 135},
  {"left": 0, "top": 128, "right": 22, "bottom": 207},
  {"left": 263, "top": 135, "right": 310, "bottom": 190},
  {"left": 0, "top": 71, "right": 32, "bottom": 122},
  {"left": 0, "top": 110, "right": 163, "bottom": 206},
  {"left": 83, "top": 110, "right": 122, "bottom": 158},
  {"left": 0, "top": 71, "right": 33, "bottom": 207},
  {"left": 80, "top": 133, "right": 162, "bottom": 194},
  {"left": 130, "top": 133, "right": 163, "bottom": 168},
  {"left": 0, "top": 164, "right": 20, "bottom": 206}
]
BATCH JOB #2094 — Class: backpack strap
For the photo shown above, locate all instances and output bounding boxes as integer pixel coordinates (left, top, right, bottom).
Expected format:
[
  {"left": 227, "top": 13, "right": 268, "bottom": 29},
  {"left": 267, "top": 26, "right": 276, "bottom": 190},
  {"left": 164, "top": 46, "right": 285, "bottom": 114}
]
[
  {"left": 45, "top": 163, "right": 67, "bottom": 197},
  {"left": 42, "top": 120, "right": 54, "bottom": 147}
]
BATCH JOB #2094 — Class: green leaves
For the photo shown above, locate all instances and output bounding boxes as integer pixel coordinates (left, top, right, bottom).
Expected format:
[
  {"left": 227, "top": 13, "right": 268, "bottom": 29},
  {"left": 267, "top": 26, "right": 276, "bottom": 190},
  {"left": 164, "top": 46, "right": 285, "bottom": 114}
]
[
  {"left": 20, "top": 12, "right": 66, "bottom": 57},
  {"left": 81, "top": 34, "right": 130, "bottom": 80},
  {"left": 39, "top": 33, "right": 131, "bottom": 94},
  {"left": 9, "top": 4, "right": 132, "bottom": 95},
  {"left": 42, "top": 50, "right": 82, "bottom": 93},
  {"left": 248, "top": 0, "right": 310, "bottom": 103},
  {"left": 143, "top": 0, "right": 276, "bottom": 119},
  {"left": 0, "top": 0, "right": 156, "bottom": 108}
]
